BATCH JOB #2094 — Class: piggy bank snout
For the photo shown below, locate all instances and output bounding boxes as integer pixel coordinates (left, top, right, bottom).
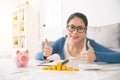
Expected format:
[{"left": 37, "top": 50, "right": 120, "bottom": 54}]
[{"left": 20, "top": 55, "right": 28, "bottom": 61}]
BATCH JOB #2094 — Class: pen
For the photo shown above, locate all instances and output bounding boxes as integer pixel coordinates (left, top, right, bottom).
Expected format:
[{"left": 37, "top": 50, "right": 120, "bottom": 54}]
[{"left": 62, "top": 59, "right": 69, "bottom": 65}]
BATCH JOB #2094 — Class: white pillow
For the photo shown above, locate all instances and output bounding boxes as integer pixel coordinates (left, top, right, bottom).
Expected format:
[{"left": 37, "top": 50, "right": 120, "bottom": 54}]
[{"left": 87, "top": 23, "right": 120, "bottom": 48}]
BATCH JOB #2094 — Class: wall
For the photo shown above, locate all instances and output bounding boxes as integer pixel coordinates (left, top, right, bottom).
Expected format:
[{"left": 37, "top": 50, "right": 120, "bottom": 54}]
[
  {"left": 62, "top": 0, "right": 120, "bottom": 27},
  {"left": 0, "top": 0, "right": 18, "bottom": 58},
  {"left": 0, "top": 0, "right": 40, "bottom": 58}
]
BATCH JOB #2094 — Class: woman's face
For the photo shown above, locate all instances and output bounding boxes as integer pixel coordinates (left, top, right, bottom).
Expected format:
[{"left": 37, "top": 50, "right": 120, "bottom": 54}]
[{"left": 66, "top": 17, "right": 86, "bottom": 43}]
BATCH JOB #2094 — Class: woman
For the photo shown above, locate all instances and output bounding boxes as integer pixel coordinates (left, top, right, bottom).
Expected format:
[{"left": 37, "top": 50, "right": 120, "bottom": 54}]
[{"left": 35, "top": 12, "right": 120, "bottom": 63}]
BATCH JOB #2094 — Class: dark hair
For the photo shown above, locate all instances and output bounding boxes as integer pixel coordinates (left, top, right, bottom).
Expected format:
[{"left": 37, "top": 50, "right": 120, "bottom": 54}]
[{"left": 67, "top": 12, "right": 88, "bottom": 27}]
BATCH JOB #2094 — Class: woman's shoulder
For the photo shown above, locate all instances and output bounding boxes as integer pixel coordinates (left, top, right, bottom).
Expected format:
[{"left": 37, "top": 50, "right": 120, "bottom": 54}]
[
  {"left": 86, "top": 37, "right": 98, "bottom": 47},
  {"left": 86, "top": 37, "right": 109, "bottom": 50},
  {"left": 55, "top": 36, "right": 66, "bottom": 42},
  {"left": 86, "top": 37, "right": 95, "bottom": 42},
  {"left": 51, "top": 36, "right": 66, "bottom": 45}
]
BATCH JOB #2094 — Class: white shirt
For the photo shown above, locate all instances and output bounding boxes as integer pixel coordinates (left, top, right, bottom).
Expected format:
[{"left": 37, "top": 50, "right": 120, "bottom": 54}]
[{"left": 64, "top": 38, "right": 86, "bottom": 67}]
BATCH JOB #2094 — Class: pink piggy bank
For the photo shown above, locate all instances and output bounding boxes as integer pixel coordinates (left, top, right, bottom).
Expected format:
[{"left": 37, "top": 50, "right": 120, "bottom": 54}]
[{"left": 15, "top": 50, "right": 29, "bottom": 68}]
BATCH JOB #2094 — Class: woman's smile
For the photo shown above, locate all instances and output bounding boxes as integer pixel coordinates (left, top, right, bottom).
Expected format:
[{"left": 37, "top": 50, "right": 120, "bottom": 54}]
[{"left": 71, "top": 36, "right": 79, "bottom": 39}]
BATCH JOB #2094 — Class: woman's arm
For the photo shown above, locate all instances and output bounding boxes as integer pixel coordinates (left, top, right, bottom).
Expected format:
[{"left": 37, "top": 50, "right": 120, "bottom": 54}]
[
  {"left": 35, "top": 37, "right": 66, "bottom": 60},
  {"left": 88, "top": 38, "right": 120, "bottom": 63}
]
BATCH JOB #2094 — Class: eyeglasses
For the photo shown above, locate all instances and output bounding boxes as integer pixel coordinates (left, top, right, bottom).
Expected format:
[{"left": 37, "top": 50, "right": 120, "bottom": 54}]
[{"left": 67, "top": 25, "right": 86, "bottom": 33}]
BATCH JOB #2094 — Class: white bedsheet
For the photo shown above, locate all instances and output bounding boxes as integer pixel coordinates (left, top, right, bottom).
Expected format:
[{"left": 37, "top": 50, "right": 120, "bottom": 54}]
[{"left": 0, "top": 59, "right": 120, "bottom": 80}]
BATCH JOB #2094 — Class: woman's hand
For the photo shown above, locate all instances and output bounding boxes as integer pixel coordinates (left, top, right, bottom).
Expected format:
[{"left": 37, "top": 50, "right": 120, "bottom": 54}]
[
  {"left": 43, "top": 39, "right": 53, "bottom": 57},
  {"left": 81, "top": 41, "right": 96, "bottom": 62}
]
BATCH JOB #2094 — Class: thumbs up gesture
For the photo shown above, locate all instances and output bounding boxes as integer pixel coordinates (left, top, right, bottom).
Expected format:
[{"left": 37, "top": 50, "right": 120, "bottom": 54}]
[
  {"left": 43, "top": 39, "right": 53, "bottom": 57},
  {"left": 81, "top": 41, "right": 96, "bottom": 62}
]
